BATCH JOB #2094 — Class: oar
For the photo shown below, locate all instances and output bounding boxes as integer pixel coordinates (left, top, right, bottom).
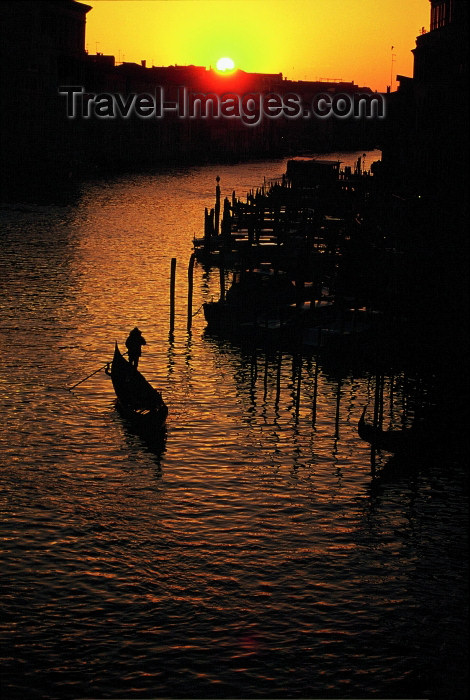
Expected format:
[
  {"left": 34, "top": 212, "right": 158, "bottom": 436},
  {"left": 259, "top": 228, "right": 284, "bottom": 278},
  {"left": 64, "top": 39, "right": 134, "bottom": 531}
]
[
  {"left": 67, "top": 350, "right": 128, "bottom": 391},
  {"left": 67, "top": 363, "right": 109, "bottom": 390}
]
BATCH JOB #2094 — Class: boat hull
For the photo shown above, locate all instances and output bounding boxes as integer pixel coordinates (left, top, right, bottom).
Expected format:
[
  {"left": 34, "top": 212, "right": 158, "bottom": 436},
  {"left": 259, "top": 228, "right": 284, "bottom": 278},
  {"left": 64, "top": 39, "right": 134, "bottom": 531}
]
[
  {"left": 203, "top": 300, "right": 298, "bottom": 333},
  {"left": 358, "top": 408, "right": 416, "bottom": 453},
  {"left": 109, "top": 344, "right": 167, "bottom": 431}
]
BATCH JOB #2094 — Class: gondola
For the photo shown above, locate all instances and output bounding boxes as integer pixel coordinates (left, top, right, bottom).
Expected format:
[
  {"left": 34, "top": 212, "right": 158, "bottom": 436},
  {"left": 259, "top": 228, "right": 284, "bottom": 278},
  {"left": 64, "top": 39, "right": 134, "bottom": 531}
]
[
  {"left": 203, "top": 267, "right": 299, "bottom": 335},
  {"left": 106, "top": 343, "right": 168, "bottom": 431},
  {"left": 358, "top": 406, "right": 418, "bottom": 453}
]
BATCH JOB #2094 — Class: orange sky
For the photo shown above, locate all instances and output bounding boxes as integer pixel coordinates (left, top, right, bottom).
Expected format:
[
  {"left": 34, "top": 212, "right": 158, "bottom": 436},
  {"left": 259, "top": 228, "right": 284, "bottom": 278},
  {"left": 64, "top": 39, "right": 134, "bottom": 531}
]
[{"left": 82, "top": 0, "right": 430, "bottom": 92}]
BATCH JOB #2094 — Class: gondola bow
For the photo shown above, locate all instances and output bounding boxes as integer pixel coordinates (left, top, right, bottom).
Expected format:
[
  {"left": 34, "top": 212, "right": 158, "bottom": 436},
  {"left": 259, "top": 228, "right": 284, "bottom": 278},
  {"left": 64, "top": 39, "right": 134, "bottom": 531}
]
[
  {"left": 107, "top": 343, "right": 168, "bottom": 429},
  {"left": 358, "top": 406, "right": 418, "bottom": 453}
]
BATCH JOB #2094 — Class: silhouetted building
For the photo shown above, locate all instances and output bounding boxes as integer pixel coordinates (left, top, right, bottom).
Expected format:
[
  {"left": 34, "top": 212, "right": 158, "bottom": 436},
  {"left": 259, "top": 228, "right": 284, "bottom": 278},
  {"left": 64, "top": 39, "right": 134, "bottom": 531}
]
[
  {"left": 1, "top": 0, "right": 380, "bottom": 191},
  {"left": 1, "top": 0, "right": 91, "bottom": 189},
  {"left": 381, "top": 0, "right": 468, "bottom": 203}
]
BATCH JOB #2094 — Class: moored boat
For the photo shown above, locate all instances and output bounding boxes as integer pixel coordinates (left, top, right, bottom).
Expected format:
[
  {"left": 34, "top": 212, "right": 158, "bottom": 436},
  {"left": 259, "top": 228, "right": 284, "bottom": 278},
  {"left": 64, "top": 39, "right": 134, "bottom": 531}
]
[
  {"left": 358, "top": 406, "right": 417, "bottom": 453},
  {"left": 106, "top": 343, "right": 168, "bottom": 431},
  {"left": 203, "top": 267, "right": 300, "bottom": 335}
]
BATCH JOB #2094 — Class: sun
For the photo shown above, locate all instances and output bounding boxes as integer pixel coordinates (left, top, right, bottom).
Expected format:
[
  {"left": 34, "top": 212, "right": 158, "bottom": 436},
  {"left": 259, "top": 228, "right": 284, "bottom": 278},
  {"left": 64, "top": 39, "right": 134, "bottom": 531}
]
[{"left": 216, "top": 57, "right": 236, "bottom": 73}]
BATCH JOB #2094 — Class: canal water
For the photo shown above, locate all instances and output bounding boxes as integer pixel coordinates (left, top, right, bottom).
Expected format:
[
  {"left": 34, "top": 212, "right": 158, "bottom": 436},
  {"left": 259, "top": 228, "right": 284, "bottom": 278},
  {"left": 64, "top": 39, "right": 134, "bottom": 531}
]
[{"left": 1, "top": 153, "right": 467, "bottom": 700}]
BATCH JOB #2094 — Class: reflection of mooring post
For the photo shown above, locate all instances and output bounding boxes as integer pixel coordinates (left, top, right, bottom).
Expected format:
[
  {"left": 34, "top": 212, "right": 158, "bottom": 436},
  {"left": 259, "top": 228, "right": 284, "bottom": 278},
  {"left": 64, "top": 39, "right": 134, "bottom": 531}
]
[
  {"left": 263, "top": 351, "right": 269, "bottom": 404},
  {"left": 294, "top": 355, "right": 302, "bottom": 423},
  {"left": 250, "top": 349, "right": 258, "bottom": 409},
  {"left": 169, "top": 257, "right": 176, "bottom": 338},
  {"left": 215, "top": 176, "right": 221, "bottom": 236},
  {"left": 219, "top": 262, "right": 225, "bottom": 302},
  {"left": 334, "top": 378, "right": 341, "bottom": 439},
  {"left": 370, "top": 373, "right": 381, "bottom": 477},
  {"left": 187, "top": 253, "right": 195, "bottom": 332},
  {"left": 379, "top": 374, "right": 385, "bottom": 429},
  {"left": 275, "top": 348, "right": 282, "bottom": 408},
  {"left": 373, "top": 371, "right": 384, "bottom": 433},
  {"left": 389, "top": 374, "right": 395, "bottom": 420},
  {"left": 312, "top": 354, "right": 319, "bottom": 426}
]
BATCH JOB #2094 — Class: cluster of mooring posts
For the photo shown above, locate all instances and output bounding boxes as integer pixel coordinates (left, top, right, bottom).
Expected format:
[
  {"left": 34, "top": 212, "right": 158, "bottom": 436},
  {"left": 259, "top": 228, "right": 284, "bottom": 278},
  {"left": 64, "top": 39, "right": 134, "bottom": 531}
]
[
  {"left": 192, "top": 157, "right": 385, "bottom": 353},
  {"left": 166, "top": 156, "right": 440, "bottom": 473},
  {"left": 194, "top": 156, "right": 371, "bottom": 266}
]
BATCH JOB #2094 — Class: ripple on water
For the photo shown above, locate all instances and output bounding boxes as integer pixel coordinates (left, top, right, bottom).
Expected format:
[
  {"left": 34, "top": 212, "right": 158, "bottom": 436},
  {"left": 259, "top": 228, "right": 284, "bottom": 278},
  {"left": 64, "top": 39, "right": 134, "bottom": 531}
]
[{"left": 1, "top": 159, "right": 467, "bottom": 700}]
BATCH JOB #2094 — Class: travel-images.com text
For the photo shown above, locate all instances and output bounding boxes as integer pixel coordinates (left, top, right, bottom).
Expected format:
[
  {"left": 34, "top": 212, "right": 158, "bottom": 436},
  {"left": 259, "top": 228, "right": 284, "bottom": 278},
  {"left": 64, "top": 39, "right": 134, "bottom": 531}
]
[{"left": 59, "top": 86, "right": 386, "bottom": 126}]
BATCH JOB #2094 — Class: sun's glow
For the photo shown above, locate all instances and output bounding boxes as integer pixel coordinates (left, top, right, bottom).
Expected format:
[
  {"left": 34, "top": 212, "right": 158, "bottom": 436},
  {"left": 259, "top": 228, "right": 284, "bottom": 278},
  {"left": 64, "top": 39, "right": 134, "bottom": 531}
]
[
  {"left": 216, "top": 57, "right": 236, "bottom": 72},
  {"left": 84, "top": 1, "right": 430, "bottom": 92}
]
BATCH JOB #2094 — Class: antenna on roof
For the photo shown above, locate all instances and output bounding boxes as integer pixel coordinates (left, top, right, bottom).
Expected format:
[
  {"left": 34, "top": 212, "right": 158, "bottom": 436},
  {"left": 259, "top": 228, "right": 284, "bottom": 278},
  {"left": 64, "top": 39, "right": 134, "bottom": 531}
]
[{"left": 390, "top": 46, "right": 396, "bottom": 90}]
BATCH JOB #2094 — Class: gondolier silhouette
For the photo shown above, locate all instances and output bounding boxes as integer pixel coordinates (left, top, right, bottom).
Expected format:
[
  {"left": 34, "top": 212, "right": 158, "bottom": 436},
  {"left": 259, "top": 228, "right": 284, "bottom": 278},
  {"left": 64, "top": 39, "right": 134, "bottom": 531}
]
[{"left": 125, "top": 327, "right": 146, "bottom": 368}]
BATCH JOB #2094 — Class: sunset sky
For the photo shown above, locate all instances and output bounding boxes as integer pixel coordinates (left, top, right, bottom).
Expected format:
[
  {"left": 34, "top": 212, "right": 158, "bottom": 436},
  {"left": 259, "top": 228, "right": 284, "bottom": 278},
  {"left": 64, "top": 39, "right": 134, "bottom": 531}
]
[{"left": 82, "top": 0, "right": 430, "bottom": 92}]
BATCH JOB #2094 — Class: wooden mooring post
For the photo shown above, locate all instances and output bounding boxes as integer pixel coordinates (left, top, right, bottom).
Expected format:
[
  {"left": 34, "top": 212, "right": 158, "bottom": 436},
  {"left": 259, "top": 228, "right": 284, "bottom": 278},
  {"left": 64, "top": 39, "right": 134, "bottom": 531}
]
[
  {"left": 187, "top": 253, "right": 195, "bottom": 332},
  {"left": 215, "top": 176, "right": 221, "bottom": 236},
  {"left": 169, "top": 257, "right": 177, "bottom": 338}
]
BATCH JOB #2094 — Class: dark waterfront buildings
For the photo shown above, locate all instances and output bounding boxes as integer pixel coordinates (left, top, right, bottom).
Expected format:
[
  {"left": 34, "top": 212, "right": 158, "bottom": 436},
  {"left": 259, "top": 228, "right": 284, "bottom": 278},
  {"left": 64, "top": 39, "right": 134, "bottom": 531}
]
[
  {"left": 1, "top": 0, "right": 92, "bottom": 185},
  {"left": 381, "top": 0, "right": 468, "bottom": 204},
  {"left": 379, "top": 0, "right": 469, "bottom": 275},
  {"left": 1, "top": 0, "right": 467, "bottom": 200},
  {"left": 377, "top": 0, "right": 469, "bottom": 436},
  {"left": 1, "top": 0, "right": 380, "bottom": 191}
]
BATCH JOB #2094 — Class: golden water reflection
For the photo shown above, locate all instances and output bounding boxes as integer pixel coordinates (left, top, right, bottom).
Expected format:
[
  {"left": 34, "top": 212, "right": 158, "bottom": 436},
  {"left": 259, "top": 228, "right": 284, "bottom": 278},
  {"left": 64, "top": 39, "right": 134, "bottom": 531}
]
[{"left": 0, "top": 156, "right": 467, "bottom": 700}]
